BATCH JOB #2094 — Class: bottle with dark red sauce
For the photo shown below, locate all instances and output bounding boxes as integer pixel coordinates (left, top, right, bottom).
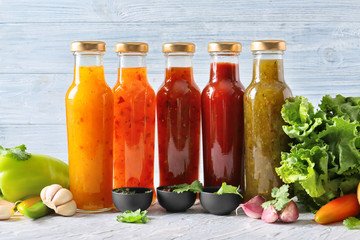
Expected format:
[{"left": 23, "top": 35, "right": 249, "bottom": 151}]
[
  {"left": 157, "top": 42, "right": 201, "bottom": 186},
  {"left": 202, "top": 42, "right": 245, "bottom": 188}
]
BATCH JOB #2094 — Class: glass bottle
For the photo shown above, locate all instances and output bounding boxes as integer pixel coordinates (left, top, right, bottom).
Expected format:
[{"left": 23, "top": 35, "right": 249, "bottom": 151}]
[
  {"left": 113, "top": 42, "right": 156, "bottom": 195},
  {"left": 202, "top": 42, "right": 245, "bottom": 188},
  {"left": 244, "top": 40, "right": 293, "bottom": 201},
  {"left": 66, "top": 41, "right": 113, "bottom": 212},
  {"left": 157, "top": 42, "right": 201, "bottom": 186}
]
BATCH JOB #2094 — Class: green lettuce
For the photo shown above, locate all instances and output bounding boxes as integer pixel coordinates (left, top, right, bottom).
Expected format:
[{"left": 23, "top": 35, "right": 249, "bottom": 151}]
[
  {"left": 277, "top": 95, "right": 360, "bottom": 212},
  {"left": 344, "top": 217, "right": 360, "bottom": 230},
  {"left": 215, "top": 182, "right": 242, "bottom": 197},
  {"left": 319, "top": 95, "right": 360, "bottom": 122},
  {"left": 171, "top": 180, "right": 204, "bottom": 193},
  {"left": 281, "top": 96, "right": 324, "bottom": 142},
  {"left": 116, "top": 209, "right": 149, "bottom": 224}
]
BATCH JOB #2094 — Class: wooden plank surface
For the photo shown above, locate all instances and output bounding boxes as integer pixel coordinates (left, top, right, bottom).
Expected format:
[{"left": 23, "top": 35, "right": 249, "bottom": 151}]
[
  {"left": 1, "top": 0, "right": 360, "bottom": 23},
  {"left": 0, "top": 73, "right": 359, "bottom": 125},
  {"left": 0, "top": 1, "right": 359, "bottom": 161},
  {"left": 1, "top": 22, "right": 360, "bottom": 75},
  {"left": 0, "top": 124, "right": 68, "bottom": 160},
  {"left": 0, "top": 1, "right": 358, "bottom": 163}
]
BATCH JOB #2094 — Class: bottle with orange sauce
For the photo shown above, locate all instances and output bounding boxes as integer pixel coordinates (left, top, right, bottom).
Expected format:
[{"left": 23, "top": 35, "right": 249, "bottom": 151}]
[
  {"left": 66, "top": 41, "right": 113, "bottom": 212},
  {"left": 113, "top": 42, "right": 156, "bottom": 195}
]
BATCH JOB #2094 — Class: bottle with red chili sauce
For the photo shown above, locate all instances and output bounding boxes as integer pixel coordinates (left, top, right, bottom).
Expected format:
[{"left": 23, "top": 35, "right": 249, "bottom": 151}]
[
  {"left": 113, "top": 42, "right": 156, "bottom": 194},
  {"left": 202, "top": 42, "right": 245, "bottom": 188},
  {"left": 157, "top": 42, "right": 201, "bottom": 186}
]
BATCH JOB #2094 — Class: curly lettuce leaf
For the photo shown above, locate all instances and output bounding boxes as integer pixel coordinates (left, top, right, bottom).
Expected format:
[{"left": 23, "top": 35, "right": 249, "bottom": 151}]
[
  {"left": 281, "top": 96, "right": 315, "bottom": 125},
  {"left": 281, "top": 96, "right": 324, "bottom": 142},
  {"left": 320, "top": 95, "right": 360, "bottom": 122},
  {"left": 276, "top": 144, "right": 329, "bottom": 198},
  {"left": 279, "top": 95, "right": 360, "bottom": 211},
  {"left": 318, "top": 117, "right": 360, "bottom": 175},
  {"left": 291, "top": 182, "right": 319, "bottom": 213},
  {"left": 339, "top": 176, "right": 360, "bottom": 194}
]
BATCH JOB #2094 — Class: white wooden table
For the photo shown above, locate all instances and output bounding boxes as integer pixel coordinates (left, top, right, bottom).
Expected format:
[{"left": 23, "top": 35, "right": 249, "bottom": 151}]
[{"left": 1, "top": 203, "right": 357, "bottom": 240}]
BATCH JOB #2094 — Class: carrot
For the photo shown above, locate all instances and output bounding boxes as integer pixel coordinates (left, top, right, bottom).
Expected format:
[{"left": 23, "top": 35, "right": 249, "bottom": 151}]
[{"left": 315, "top": 194, "right": 360, "bottom": 225}]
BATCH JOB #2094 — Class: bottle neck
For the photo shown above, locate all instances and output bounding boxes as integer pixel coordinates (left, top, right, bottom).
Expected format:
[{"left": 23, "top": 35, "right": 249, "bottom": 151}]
[
  {"left": 74, "top": 52, "right": 105, "bottom": 84},
  {"left": 118, "top": 52, "right": 147, "bottom": 68},
  {"left": 252, "top": 51, "right": 285, "bottom": 83},
  {"left": 117, "top": 53, "right": 148, "bottom": 85},
  {"left": 74, "top": 52, "right": 104, "bottom": 66},
  {"left": 210, "top": 52, "right": 240, "bottom": 83},
  {"left": 165, "top": 53, "right": 194, "bottom": 83}
]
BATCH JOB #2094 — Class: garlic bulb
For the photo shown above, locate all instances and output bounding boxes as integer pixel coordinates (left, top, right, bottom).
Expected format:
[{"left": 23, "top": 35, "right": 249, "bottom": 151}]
[{"left": 40, "top": 184, "right": 76, "bottom": 216}]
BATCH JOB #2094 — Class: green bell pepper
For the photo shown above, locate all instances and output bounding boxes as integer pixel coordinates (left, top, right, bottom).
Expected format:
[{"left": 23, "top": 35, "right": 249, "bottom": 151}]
[{"left": 0, "top": 145, "right": 69, "bottom": 202}]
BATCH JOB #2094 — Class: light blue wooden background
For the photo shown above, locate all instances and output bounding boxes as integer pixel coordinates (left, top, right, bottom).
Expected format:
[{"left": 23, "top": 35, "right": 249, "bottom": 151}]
[{"left": 0, "top": 1, "right": 359, "bottom": 177}]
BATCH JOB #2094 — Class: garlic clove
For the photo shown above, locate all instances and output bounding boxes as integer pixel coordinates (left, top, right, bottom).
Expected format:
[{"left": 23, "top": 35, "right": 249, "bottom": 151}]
[
  {"left": 52, "top": 188, "right": 73, "bottom": 207},
  {"left": 0, "top": 205, "right": 14, "bottom": 220},
  {"left": 237, "top": 195, "right": 266, "bottom": 219},
  {"left": 45, "top": 184, "right": 62, "bottom": 202},
  {"left": 279, "top": 200, "right": 299, "bottom": 223},
  {"left": 40, "top": 186, "right": 49, "bottom": 201},
  {"left": 261, "top": 204, "right": 279, "bottom": 223},
  {"left": 0, "top": 199, "right": 15, "bottom": 209},
  {"left": 55, "top": 200, "right": 77, "bottom": 217}
]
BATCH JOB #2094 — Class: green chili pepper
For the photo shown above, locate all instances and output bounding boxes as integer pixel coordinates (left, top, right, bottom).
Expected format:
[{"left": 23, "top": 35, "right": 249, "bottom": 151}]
[
  {"left": 22, "top": 200, "right": 52, "bottom": 219},
  {"left": 0, "top": 145, "right": 69, "bottom": 202}
]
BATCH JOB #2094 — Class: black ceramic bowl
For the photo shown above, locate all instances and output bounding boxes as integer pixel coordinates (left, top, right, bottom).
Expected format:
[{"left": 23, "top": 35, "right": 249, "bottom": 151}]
[
  {"left": 199, "top": 186, "right": 242, "bottom": 215},
  {"left": 157, "top": 185, "right": 197, "bottom": 212},
  {"left": 112, "top": 187, "right": 153, "bottom": 212}
]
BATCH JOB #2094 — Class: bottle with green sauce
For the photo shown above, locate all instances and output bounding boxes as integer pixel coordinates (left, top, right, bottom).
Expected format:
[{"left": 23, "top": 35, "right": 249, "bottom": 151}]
[{"left": 243, "top": 40, "right": 292, "bottom": 201}]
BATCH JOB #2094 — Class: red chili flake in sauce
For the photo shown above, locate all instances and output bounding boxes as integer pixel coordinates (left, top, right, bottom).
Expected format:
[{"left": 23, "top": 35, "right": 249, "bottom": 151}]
[{"left": 117, "top": 96, "right": 125, "bottom": 104}]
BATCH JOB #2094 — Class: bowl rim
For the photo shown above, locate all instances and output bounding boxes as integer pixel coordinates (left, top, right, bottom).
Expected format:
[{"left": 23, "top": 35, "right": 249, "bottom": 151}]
[
  {"left": 156, "top": 185, "right": 197, "bottom": 194},
  {"left": 112, "top": 187, "right": 153, "bottom": 195},
  {"left": 200, "top": 186, "right": 243, "bottom": 196}
]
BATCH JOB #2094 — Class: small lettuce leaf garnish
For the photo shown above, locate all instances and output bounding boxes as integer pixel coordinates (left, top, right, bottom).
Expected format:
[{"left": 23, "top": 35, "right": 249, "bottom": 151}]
[
  {"left": 215, "top": 182, "right": 242, "bottom": 197},
  {"left": 172, "top": 180, "right": 203, "bottom": 193},
  {"left": 116, "top": 209, "right": 149, "bottom": 224},
  {"left": 343, "top": 217, "right": 360, "bottom": 230}
]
